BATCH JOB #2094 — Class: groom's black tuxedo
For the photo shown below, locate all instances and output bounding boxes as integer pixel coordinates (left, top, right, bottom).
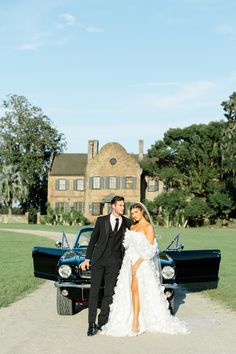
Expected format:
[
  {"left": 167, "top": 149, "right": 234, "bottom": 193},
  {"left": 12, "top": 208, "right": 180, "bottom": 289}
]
[{"left": 86, "top": 214, "right": 131, "bottom": 326}]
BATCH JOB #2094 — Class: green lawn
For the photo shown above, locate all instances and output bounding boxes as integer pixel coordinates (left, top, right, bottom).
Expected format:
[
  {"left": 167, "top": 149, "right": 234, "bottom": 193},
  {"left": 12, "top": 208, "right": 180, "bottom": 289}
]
[
  {"left": 157, "top": 227, "right": 236, "bottom": 311},
  {"left": 0, "top": 230, "right": 53, "bottom": 307},
  {"left": 0, "top": 224, "right": 235, "bottom": 311}
]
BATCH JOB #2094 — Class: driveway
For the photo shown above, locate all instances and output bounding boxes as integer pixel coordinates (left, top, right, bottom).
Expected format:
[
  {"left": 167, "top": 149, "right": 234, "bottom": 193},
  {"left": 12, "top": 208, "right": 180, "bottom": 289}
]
[{"left": 0, "top": 229, "right": 236, "bottom": 354}]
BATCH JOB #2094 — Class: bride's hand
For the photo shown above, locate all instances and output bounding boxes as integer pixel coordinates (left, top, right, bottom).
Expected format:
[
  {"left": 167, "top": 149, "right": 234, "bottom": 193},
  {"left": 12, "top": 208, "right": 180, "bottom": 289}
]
[{"left": 131, "top": 257, "right": 144, "bottom": 276}]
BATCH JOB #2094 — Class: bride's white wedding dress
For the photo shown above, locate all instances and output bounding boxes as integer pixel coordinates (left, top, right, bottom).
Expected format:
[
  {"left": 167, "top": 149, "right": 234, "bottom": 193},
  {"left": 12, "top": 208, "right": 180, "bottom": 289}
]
[{"left": 101, "top": 229, "right": 189, "bottom": 336}]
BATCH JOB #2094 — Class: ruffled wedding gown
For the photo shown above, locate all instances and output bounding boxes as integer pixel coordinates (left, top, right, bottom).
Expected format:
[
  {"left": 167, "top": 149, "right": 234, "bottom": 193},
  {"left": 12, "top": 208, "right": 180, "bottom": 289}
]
[{"left": 102, "top": 229, "right": 189, "bottom": 336}]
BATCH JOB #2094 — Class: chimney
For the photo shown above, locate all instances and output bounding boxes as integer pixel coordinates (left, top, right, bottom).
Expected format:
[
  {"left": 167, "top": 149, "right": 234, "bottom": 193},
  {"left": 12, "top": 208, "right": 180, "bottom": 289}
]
[
  {"left": 88, "top": 140, "right": 99, "bottom": 160},
  {"left": 139, "top": 140, "right": 144, "bottom": 161}
]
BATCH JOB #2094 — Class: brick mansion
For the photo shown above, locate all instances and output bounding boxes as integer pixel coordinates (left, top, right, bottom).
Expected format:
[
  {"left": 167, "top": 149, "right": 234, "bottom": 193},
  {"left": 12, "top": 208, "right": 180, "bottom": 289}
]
[{"left": 48, "top": 140, "right": 164, "bottom": 221}]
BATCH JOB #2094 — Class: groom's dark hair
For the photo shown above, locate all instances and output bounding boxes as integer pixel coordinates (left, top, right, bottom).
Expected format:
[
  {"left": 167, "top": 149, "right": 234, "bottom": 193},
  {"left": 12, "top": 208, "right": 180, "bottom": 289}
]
[{"left": 111, "top": 196, "right": 124, "bottom": 205}]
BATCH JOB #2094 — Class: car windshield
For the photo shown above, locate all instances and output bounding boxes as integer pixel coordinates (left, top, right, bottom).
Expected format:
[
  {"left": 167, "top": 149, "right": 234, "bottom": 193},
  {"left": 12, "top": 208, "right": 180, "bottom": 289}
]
[{"left": 75, "top": 229, "right": 93, "bottom": 247}]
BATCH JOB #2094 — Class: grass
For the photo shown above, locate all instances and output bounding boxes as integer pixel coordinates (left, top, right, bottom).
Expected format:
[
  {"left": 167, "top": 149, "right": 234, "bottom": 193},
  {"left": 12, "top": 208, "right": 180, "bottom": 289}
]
[
  {"left": 0, "top": 223, "right": 235, "bottom": 311},
  {"left": 0, "top": 230, "right": 53, "bottom": 308},
  {"left": 157, "top": 227, "right": 236, "bottom": 311}
]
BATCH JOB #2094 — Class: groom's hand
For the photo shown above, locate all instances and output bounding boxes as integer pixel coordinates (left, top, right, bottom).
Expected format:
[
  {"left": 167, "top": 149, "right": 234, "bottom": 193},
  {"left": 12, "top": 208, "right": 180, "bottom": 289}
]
[{"left": 80, "top": 259, "right": 90, "bottom": 271}]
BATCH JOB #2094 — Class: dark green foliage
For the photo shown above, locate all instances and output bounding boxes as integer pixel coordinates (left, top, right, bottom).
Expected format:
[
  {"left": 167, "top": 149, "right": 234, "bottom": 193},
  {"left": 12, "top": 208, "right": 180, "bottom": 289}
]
[
  {"left": 142, "top": 93, "right": 236, "bottom": 226},
  {"left": 41, "top": 205, "right": 89, "bottom": 226},
  {"left": 0, "top": 164, "right": 27, "bottom": 214},
  {"left": 0, "top": 95, "right": 66, "bottom": 214},
  {"left": 184, "top": 198, "right": 207, "bottom": 227},
  {"left": 221, "top": 91, "right": 236, "bottom": 121}
]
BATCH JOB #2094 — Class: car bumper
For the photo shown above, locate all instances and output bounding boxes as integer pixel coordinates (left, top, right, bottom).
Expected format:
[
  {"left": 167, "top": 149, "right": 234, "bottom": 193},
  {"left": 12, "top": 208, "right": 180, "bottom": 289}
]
[
  {"left": 163, "top": 282, "right": 177, "bottom": 289},
  {"left": 54, "top": 281, "right": 177, "bottom": 290},
  {"left": 54, "top": 281, "right": 91, "bottom": 289}
]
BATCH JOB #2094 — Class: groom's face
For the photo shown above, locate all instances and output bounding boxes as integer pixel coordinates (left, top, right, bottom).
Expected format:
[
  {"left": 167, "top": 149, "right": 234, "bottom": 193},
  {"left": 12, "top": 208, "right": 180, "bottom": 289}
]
[{"left": 112, "top": 200, "right": 125, "bottom": 216}]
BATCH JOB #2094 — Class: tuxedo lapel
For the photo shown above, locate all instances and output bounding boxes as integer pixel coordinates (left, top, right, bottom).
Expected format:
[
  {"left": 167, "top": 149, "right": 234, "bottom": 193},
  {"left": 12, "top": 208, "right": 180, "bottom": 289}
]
[{"left": 104, "top": 214, "right": 111, "bottom": 241}]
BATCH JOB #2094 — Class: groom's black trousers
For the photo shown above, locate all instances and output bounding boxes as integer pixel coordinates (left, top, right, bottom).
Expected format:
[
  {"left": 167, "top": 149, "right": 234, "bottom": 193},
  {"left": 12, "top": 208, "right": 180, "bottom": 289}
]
[{"left": 88, "top": 256, "right": 122, "bottom": 326}]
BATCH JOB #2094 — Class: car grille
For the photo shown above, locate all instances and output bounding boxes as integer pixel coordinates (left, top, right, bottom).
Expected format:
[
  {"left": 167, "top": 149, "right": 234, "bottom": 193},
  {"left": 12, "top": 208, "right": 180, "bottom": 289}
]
[{"left": 79, "top": 267, "right": 91, "bottom": 279}]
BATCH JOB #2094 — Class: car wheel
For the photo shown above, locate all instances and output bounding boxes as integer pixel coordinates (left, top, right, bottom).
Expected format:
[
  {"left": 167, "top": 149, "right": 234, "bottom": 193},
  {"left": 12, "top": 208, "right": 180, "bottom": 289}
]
[
  {"left": 57, "top": 288, "right": 75, "bottom": 315},
  {"left": 169, "top": 296, "right": 175, "bottom": 315}
]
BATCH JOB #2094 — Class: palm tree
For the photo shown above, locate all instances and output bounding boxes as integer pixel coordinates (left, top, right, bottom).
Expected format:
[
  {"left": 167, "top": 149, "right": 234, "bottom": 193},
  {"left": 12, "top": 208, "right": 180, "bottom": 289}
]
[{"left": 0, "top": 165, "right": 28, "bottom": 215}]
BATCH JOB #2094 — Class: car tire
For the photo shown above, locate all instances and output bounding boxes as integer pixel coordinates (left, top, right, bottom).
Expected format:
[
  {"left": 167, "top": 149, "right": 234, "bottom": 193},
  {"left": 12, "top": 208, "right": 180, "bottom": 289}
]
[
  {"left": 169, "top": 296, "right": 175, "bottom": 315},
  {"left": 57, "top": 288, "right": 75, "bottom": 315}
]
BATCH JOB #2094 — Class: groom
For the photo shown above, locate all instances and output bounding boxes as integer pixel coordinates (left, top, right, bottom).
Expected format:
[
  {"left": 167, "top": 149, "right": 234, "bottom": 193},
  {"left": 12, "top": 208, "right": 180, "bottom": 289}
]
[{"left": 80, "top": 195, "right": 131, "bottom": 336}]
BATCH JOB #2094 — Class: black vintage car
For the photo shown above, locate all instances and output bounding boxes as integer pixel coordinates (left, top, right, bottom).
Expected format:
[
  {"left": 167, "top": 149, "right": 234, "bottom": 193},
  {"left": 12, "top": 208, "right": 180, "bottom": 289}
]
[{"left": 32, "top": 226, "right": 221, "bottom": 316}]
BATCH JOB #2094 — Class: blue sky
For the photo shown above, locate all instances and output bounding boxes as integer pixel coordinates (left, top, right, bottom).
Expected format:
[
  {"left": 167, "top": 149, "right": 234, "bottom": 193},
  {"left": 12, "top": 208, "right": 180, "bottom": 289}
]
[{"left": 0, "top": 0, "right": 236, "bottom": 154}]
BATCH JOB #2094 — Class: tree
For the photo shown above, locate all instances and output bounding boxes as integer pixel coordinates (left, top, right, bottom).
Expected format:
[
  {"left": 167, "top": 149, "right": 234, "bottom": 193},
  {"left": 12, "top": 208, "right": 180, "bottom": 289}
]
[
  {"left": 208, "top": 191, "right": 233, "bottom": 225},
  {"left": 142, "top": 119, "right": 236, "bottom": 225},
  {"left": 0, "top": 165, "right": 27, "bottom": 215},
  {"left": 221, "top": 92, "right": 236, "bottom": 121},
  {"left": 146, "top": 189, "right": 187, "bottom": 227},
  {"left": 0, "top": 95, "right": 66, "bottom": 213},
  {"left": 220, "top": 92, "right": 236, "bottom": 212},
  {"left": 184, "top": 197, "right": 207, "bottom": 227},
  {"left": 142, "top": 122, "right": 223, "bottom": 197},
  {"left": 221, "top": 92, "right": 236, "bottom": 177}
]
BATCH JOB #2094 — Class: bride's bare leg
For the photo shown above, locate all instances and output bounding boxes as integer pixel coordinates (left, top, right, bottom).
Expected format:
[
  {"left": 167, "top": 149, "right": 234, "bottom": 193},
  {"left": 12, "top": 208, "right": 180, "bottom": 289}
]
[{"left": 131, "top": 274, "right": 140, "bottom": 332}]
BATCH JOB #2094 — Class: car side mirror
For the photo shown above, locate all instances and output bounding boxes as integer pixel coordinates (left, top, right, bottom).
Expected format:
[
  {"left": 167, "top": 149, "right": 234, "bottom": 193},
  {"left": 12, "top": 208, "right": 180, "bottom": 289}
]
[
  {"left": 177, "top": 243, "right": 184, "bottom": 251},
  {"left": 55, "top": 241, "right": 62, "bottom": 249}
]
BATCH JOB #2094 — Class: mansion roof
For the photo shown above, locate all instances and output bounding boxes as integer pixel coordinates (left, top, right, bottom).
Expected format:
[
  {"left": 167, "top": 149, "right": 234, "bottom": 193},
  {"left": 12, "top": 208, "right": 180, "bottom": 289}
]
[
  {"left": 50, "top": 153, "right": 88, "bottom": 176},
  {"left": 49, "top": 153, "right": 141, "bottom": 176}
]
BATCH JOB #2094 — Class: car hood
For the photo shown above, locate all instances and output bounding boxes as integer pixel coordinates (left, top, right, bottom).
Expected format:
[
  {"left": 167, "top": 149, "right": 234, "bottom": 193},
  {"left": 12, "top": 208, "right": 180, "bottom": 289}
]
[
  {"left": 160, "top": 251, "right": 175, "bottom": 267},
  {"left": 58, "top": 249, "right": 174, "bottom": 268},
  {"left": 58, "top": 250, "right": 82, "bottom": 266}
]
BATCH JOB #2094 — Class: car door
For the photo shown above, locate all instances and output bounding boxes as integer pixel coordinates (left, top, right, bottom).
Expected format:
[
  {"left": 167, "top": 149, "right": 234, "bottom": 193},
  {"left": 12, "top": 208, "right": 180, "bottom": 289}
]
[
  {"left": 32, "top": 246, "right": 66, "bottom": 281},
  {"left": 165, "top": 249, "right": 221, "bottom": 284}
]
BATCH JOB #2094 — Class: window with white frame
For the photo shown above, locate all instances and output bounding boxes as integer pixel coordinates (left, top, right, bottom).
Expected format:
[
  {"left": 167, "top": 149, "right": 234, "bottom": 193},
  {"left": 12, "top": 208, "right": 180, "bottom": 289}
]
[
  {"left": 93, "top": 176, "right": 101, "bottom": 189},
  {"left": 75, "top": 179, "right": 84, "bottom": 191},
  {"left": 56, "top": 179, "right": 68, "bottom": 191},
  {"left": 91, "top": 202, "right": 102, "bottom": 215},
  {"left": 55, "top": 202, "right": 69, "bottom": 212},
  {"left": 147, "top": 179, "right": 158, "bottom": 192},
  {"left": 73, "top": 202, "right": 85, "bottom": 213},
  {"left": 109, "top": 176, "right": 117, "bottom": 189},
  {"left": 125, "top": 176, "right": 134, "bottom": 189}
]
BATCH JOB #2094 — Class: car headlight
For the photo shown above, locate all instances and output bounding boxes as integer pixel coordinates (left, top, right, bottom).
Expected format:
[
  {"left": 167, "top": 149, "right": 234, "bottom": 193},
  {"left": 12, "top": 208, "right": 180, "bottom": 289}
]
[
  {"left": 162, "top": 266, "right": 175, "bottom": 280},
  {"left": 58, "top": 265, "right": 72, "bottom": 278}
]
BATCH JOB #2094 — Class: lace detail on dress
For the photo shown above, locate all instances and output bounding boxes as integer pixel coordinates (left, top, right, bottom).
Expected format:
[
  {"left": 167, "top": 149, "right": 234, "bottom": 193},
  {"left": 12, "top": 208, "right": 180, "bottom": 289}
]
[{"left": 101, "top": 230, "right": 189, "bottom": 337}]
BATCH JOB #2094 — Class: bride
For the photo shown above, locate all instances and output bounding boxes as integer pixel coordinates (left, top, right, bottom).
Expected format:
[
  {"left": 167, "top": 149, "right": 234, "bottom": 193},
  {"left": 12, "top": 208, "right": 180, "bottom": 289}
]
[{"left": 101, "top": 202, "right": 189, "bottom": 336}]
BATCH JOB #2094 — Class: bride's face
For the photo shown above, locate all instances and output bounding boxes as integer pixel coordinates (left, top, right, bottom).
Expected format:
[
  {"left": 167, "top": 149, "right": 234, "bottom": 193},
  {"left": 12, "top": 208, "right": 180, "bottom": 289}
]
[{"left": 130, "top": 207, "right": 143, "bottom": 222}]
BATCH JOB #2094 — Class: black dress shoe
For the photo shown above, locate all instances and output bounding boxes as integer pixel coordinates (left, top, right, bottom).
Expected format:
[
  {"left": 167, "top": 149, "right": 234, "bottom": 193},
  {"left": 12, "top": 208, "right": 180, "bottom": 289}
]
[
  {"left": 96, "top": 323, "right": 103, "bottom": 331},
  {"left": 87, "top": 323, "right": 98, "bottom": 336}
]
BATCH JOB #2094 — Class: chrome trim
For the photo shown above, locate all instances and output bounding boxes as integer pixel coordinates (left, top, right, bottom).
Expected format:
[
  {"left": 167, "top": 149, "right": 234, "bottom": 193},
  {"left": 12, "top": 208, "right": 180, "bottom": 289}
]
[
  {"left": 54, "top": 281, "right": 91, "bottom": 289},
  {"left": 78, "top": 268, "right": 91, "bottom": 279},
  {"left": 163, "top": 283, "right": 177, "bottom": 289}
]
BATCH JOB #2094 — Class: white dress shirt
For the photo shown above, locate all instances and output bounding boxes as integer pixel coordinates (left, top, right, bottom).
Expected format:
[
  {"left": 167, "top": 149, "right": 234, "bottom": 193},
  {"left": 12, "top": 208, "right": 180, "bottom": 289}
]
[{"left": 110, "top": 213, "right": 122, "bottom": 231}]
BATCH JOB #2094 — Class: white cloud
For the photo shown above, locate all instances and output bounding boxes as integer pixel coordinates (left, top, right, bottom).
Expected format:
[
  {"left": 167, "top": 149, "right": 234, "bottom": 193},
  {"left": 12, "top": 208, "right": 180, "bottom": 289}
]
[
  {"left": 140, "top": 81, "right": 219, "bottom": 110},
  {"left": 19, "top": 32, "right": 50, "bottom": 51},
  {"left": 19, "top": 42, "right": 40, "bottom": 51},
  {"left": 57, "top": 14, "right": 103, "bottom": 33},
  {"left": 217, "top": 24, "right": 236, "bottom": 37},
  {"left": 86, "top": 26, "right": 104, "bottom": 33},
  {"left": 59, "top": 13, "right": 77, "bottom": 27}
]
